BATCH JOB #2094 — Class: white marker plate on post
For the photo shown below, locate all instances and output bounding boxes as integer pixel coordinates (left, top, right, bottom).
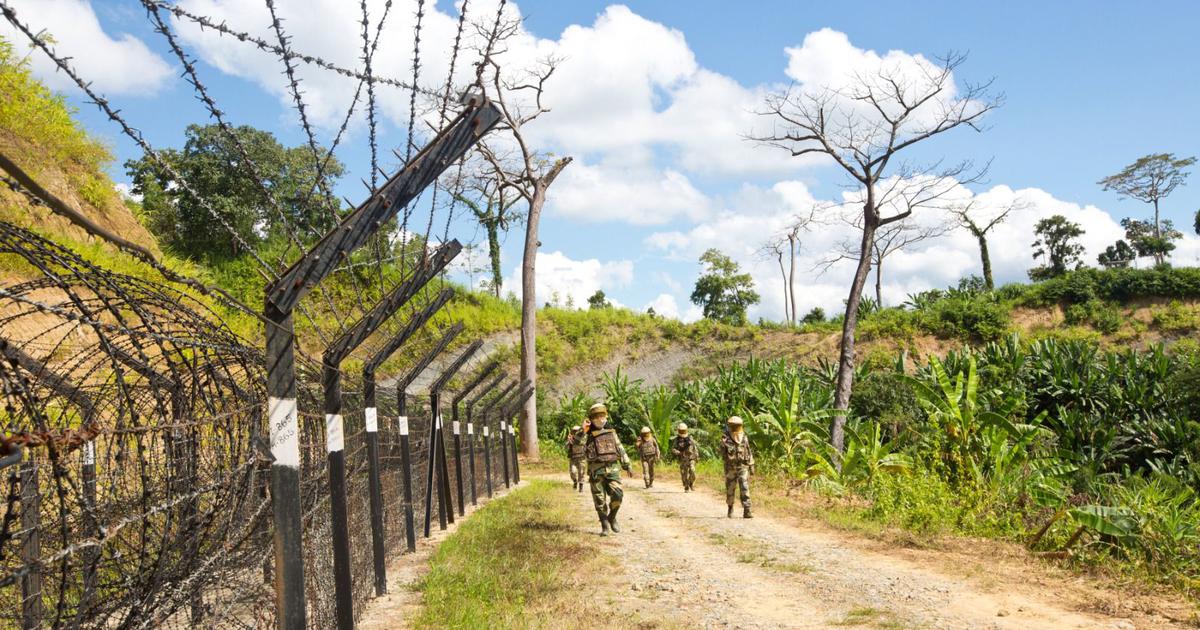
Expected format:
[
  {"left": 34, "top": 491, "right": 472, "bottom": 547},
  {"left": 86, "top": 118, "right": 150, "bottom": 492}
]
[
  {"left": 484, "top": 426, "right": 490, "bottom": 437},
  {"left": 467, "top": 423, "right": 474, "bottom": 435},
  {"left": 326, "top": 414, "right": 344, "bottom": 453},
  {"left": 398, "top": 415, "right": 409, "bottom": 436},
  {"left": 268, "top": 397, "right": 300, "bottom": 468},
  {"left": 453, "top": 421, "right": 460, "bottom": 435},
  {"left": 83, "top": 440, "right": 95, "bottom": 466},
  {"left": 365, "top": 407, "right": 378, "bottom": 433}
]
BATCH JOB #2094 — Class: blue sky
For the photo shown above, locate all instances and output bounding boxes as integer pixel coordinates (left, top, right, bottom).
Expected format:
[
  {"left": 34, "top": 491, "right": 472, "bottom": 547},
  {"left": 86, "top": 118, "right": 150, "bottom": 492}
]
[{"left": 6, "top": 0, "right": 1199, "bottom": 320}]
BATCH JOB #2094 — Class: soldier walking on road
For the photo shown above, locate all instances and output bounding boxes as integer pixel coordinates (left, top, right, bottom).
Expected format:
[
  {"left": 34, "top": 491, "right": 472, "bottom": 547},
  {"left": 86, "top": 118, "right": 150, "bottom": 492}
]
[
  {"left": 566, "top": 425, "right": 587, "bottom": 492},
  {"left": 585, "top": 403, "right": 632, "bottom": 536},
  {"left": 671, "top": 422, "right": 699, "bottom": 491},
  {"left": 635, "top": 426, "right": 660, "bottom": 488},
  {"left": 721, "top": 416, "right": 754, "bottom": 519}
]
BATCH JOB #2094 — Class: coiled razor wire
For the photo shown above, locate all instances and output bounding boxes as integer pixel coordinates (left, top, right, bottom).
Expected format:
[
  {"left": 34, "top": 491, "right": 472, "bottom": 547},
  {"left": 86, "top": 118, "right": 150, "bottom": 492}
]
[{"left": 0, "top": 0, "right": 520, "bottom": 626}]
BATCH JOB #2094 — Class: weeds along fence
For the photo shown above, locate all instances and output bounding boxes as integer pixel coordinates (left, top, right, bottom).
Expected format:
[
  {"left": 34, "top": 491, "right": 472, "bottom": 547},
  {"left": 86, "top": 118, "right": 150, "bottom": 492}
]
[{"left": 0, "top": 220, "right": 527, "bottom": 628}]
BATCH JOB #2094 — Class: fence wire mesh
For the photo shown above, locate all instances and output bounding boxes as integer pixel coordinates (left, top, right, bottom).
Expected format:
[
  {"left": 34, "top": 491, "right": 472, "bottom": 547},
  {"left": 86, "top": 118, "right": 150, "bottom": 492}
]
[{"left": 0, "top": 0, "right": 524, "bottom": 626}]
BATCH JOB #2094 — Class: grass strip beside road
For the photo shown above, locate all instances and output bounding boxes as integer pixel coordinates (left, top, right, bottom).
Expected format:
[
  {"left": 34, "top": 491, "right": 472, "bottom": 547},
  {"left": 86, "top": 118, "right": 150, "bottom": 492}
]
[{"left": 411, "top": 478, "right": 635, "bottom": 629}]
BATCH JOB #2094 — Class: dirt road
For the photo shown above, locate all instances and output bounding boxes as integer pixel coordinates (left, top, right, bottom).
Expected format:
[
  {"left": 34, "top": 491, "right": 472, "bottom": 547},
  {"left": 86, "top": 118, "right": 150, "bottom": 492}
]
[{"left": 550, "top": 471, "right": 1184, "bottom": 630}]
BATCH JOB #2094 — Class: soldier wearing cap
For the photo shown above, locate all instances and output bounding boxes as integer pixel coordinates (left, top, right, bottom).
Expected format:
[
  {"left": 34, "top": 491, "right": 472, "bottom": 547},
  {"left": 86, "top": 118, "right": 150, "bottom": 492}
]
[
  {"left": 721, "top": 415, "right": 754, "bottom": 518},
  {"left": 671, "top": 422, "right": 699, "bottom": 491},
  {"left": 584, "top": 403, "right": 631, "bottom": 536},
  {"left": 565, "top": 424, "right": 587, "bottom": 492},
  {"left": 635, "top": 426, "right": 661, "bottom": 488}
]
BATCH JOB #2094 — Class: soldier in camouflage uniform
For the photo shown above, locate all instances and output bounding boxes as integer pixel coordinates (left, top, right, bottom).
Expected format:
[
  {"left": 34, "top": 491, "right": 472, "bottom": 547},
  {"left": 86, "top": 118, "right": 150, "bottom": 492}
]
[
  {"left": 671, "top": 422, "right": 699, "bottom": 492},
  {"left": 721, "top": 415, "right": 754, "bottom": 518},
  {"left": 635, "top": 426, "right": 660, "bottom": 488},
  {"left": 585, "top": 403, "right": 631, "bottom": 536},
  {"left": 566, "top": 425, "right": 587, "bottom": 492}
]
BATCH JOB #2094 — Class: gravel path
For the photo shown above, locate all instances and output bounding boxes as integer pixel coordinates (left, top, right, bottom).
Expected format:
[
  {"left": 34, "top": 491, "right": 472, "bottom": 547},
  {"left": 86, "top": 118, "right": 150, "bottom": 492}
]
[{"left": 550, "top": 471, "right": 1163, "bottom": 630}]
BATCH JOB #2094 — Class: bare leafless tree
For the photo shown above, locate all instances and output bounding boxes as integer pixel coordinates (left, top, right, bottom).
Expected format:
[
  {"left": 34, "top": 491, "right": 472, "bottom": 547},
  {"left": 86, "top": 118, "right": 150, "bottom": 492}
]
[
  {"left": 947, "top": 198, "right": 1024, "bottom": 290},
  {"left": 754, "top": 52, "right": 1000, "bottom": 454},
  {"left": 820, "top": 205, "right": 951, "bottom": 306},
  {"left": 474, "top": 15, "right": 572, "bottom": 461},
  {"left": 757, "top": 238, "right": 790, "bottom": 323}
]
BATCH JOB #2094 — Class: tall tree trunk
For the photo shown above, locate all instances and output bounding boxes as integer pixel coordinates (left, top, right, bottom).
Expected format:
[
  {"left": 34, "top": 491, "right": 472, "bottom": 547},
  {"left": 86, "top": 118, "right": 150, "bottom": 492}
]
[
  {"left": 831, "top": 216, "right": 877, "bottom": 456},
  {"left": 518, "top": 157, "right": 571, "bottom": 462},
  {"left": 788, "top": 234, "right": 798, "bottom": 326},
  {"left": 874, "top": 255, "right": 883, "bottom": 306},
  {"left": 976, "top": 230, "right": 994, "bottom": 290},
  {"left": 486, "top": 221, "right": 503, "bottom": 298},
  {"left": 776, "top": 254, "right": 789, "bottom": 323},
  {"left": 1152, "top": 198, "right": 1163, "bottom": 266},
  {"left": 519, "top": 186, "right": 544, "bottom": 462}
]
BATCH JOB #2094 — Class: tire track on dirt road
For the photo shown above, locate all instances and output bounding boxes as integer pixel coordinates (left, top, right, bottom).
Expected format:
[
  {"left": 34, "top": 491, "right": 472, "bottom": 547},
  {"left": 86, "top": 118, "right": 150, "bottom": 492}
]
[{"left": 543, "top": 471, "right": 1161, "bottom": 630}]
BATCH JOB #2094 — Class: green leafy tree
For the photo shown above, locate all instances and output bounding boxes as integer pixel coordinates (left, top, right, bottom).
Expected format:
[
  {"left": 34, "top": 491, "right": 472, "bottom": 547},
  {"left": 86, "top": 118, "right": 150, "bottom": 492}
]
[
  {"left": 126, "top": 123, "right": 343, "bottom": 259},
  {"left": 1097, "top": 239, "right": 1136, "bottom": 269},
  {"left": 1120, "top": 217, "right": 1182, "bottom": 265},
  {"left": 1029, "top": 215, "right": 1085, "bottom": 281},
  {"left": 453, "top": 178, "right": 522, "bottom": 298},
  {"left": 587, "top": 289, "right": 611, "bottom": 309},
  {"left": 1099, "top": 153, "right": 1196, "bottom": 265},
  {"left": 801, "top": 306, "right": 826, "bottom": 325},
  {"left": 690, "top": 248, "right": 759, "bottom": 325}
]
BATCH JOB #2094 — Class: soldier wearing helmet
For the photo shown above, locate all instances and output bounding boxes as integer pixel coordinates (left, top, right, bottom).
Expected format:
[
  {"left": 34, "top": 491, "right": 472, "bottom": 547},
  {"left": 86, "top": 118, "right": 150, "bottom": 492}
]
[
  {"left": 584, "top": 403, "right": 631, "bottom": 536},
  {"left": 635, "top": 426, "right": 661, "bottom": 489},
  {"left": 671, "top": 421, "right": 699, "bottom": 491},
  {"left": 721, "top": 415, "right": 755, "bottom": 518},
  {"left": 565, "top": 424, "right": 587, "bottom": 492}
]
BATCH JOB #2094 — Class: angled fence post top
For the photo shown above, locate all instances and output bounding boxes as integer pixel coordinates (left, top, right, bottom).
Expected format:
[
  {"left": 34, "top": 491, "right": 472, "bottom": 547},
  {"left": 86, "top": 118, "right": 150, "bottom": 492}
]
[
  {"left": 324, "top": 241, "right": 461, "bottom": 365},
  {"left": 467, "top": 373, "right": 508, "bottom": 409},
  {"left": 429, "top": 339, "right": 485, "bottom": 394},
  {"left": 495, "top": 379, "right": 533, "bottom": 411},
  {"left": 482, "top": 380, "right": 519, "bottom": 413},
  {"left": 398, "top": 323, "right": 464, "bottom": 394},
  {"left": 365, "top": 287, "right": 456, "bottom": 376},
  {"left": 452, "top": 360, "right": 501, "bottom": 406},
  {"left": 265, "top": 98, "right": 501, "bottom": 313}
]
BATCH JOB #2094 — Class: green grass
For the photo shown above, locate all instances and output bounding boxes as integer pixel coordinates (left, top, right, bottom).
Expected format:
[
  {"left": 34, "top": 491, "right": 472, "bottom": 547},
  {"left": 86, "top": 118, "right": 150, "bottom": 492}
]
[
  {"left": 830, "top": 606, "right": 913, "bottom": 629},
  {"left": 411, "top": 479, "right": 640, "bottom": 629}
]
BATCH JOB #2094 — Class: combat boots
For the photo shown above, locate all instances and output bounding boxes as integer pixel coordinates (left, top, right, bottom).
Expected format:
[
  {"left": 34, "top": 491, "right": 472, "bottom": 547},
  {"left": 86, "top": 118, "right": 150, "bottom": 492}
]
[
  {"left": 607, "top": 505, "right": 621, "bottom": 533},
  {"left": 727, "top": 504, "right": 733, "bottom": 518},
  {"left": 743, "top": 507, "right": 753, "bottom": 519},
  {"left": 578, "top": 482, "right": 583, "bottom": 493},
  {"left": 599, "top": 514, "right": 610, "bottom": 536}
]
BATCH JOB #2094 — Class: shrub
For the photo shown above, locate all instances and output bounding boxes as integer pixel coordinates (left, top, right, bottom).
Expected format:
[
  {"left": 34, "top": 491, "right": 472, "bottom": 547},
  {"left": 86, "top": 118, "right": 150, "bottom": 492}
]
[{"left": 1063, "top": 300, "right": 1123, "bottom": 334}]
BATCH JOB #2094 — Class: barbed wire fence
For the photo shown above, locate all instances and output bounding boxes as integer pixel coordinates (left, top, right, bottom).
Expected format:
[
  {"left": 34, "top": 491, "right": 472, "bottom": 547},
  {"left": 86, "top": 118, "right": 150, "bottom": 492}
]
[{"left": 0, "top": 0, "right": 530, "bottom": 627}]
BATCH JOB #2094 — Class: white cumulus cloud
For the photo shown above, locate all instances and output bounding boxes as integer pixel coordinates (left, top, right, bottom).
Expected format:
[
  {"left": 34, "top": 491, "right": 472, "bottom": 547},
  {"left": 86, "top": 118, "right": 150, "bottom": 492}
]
[
  {"left": 504, "top": 250, "right": 633, "bottom": 309},
  {"left": 2, "top": 0, "right": 173, "bottom": 95}
]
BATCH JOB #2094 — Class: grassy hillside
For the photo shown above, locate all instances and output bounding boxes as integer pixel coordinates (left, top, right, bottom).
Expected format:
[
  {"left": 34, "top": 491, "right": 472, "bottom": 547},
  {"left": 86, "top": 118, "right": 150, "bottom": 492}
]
[{"left": 0, "top": 38, "right": 157, "bottom": 254}]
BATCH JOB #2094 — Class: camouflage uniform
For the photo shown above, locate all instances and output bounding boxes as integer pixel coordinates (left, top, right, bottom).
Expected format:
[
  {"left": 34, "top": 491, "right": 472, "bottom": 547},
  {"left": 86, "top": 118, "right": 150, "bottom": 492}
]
[
  {"left": 636, "top": 434, "right": 660, "bottom": 488},
  {"left": 721, "top": 429, "right": 754, "bottom": 517},
  {"left": 586, "top": 424, "right": 631, "bottom": 535},
  {"left": 566, "top": 430, "right": 587, "bottom": 491},
  {"left": 671, "top": 434, "right": 699, "bottom": 491}
]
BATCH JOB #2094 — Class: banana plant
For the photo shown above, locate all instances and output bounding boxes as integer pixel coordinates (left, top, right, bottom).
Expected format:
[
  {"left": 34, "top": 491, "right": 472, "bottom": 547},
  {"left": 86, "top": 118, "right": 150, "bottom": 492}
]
[
  {"left": 644, "top": 385, "right": 683, "bottom": 459},
  {"left": 746, "top": 366, "right": 835, "bottom": 478}
]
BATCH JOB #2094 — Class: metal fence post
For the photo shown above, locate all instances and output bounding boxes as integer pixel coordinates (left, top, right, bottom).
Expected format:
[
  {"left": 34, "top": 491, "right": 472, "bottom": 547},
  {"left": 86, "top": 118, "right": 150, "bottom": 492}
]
[
  {"left": 322, "top": 244, "right": 460, "bottom": 611},
  {"left": 363, "top": 377, "right": 387, "bottom": 596},
  {"left": 364, "top": 288, "right": 456, "bottom": 553},
  {"left": 396, "top": 391, "right": 416, "bottom": 552},
  {"left": 262, "top": 95, "right": 499, "bottom": 630},
  {"left": 20, "top": 455, "right": 41, "bottom": 630}
]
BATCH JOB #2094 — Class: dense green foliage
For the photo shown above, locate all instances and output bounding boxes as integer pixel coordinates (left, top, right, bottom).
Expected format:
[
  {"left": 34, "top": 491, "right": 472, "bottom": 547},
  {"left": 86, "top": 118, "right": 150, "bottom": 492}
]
[
  {"left": 1029, "top": 214, "right": 1085, "bottom": 280},
  {"left": 554, "top": 337, "right": 1200, "bottom": 594},
  {"left": 690, "top": 248, "right": 760, "bottom": 325},
  {"left": 126, "top": 123, "right": 344, "bottom": 259}
]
